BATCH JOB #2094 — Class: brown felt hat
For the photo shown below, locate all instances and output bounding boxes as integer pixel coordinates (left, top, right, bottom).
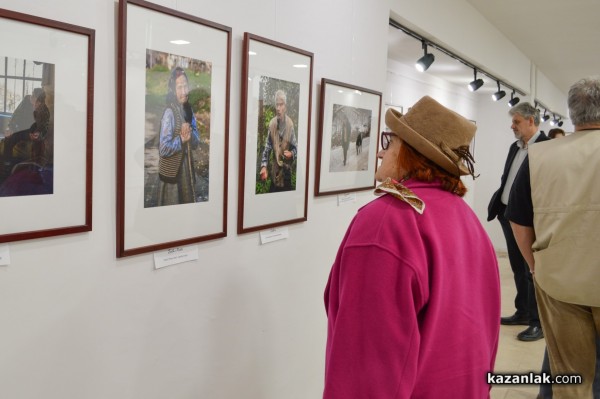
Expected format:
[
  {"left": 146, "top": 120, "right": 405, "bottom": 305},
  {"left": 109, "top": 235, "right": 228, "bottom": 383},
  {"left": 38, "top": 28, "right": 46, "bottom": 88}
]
[{"left": 385, "top": 96, "right": 477, "bottom": 176}]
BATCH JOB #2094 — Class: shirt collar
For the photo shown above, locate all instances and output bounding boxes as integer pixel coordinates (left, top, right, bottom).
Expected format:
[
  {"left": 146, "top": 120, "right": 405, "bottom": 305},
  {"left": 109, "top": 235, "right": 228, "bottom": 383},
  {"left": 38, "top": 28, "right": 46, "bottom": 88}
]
[{"left": 518, "top": 130, "right": 541, "bottom": 149}]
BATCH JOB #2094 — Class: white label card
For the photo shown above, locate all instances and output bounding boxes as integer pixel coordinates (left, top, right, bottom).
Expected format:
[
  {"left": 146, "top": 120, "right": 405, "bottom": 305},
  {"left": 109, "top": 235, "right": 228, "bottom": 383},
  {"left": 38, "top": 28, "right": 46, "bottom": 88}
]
[
  {"left": 0, "top": 244, "right": 10, "bottom": 266},
  {"left": 154, "top": 245, "right": 199, "bottom": 269},
  {"left": 260, "top": 227, "right": 289, "bottom": 245},
  {"left": 338, "top": 193, "right": 357, "bottom": 206}
]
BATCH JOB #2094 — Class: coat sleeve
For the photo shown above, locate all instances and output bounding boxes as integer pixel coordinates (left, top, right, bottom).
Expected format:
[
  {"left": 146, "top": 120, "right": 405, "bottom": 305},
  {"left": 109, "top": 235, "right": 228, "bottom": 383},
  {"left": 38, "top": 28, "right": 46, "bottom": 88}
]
[
  {"left": 324, "top": 244, "right": 425, "bottom": 399},
  {"left": 506, "top": 157, "right": 533, "bottom": 227},
  {"left": 158, "top": 108, "right": 182, "bottom": 157}
]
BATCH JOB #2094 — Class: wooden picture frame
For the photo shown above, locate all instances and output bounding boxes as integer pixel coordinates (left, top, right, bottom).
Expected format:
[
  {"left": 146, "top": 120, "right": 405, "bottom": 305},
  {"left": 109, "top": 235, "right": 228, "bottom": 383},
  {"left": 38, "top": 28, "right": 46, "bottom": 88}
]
[
  {"left": 0, "top": 8, "right": 94, "bottom": 243},
  {"left": 315, "top": 78, "right": 381, "bottom": 196},
  {"left": 116, "top": 0, "right": 231, "bottom": 257},
  {"left": 238, "top": 33, "right": 313, "bottom": 234}
]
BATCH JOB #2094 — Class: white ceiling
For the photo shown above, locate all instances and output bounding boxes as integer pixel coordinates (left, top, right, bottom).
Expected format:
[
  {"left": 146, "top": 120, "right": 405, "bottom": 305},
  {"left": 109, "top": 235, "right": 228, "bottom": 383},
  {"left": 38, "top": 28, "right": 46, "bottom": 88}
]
[{"left": 388, "top": 0, "right": 600, "bottom": 99}]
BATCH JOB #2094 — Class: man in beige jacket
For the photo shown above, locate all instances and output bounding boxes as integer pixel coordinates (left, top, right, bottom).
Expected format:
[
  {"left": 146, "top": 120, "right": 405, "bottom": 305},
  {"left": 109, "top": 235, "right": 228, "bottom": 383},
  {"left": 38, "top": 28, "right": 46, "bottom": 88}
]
[{"left": 508, "top": 77, "right": 600, "bottom": 398}]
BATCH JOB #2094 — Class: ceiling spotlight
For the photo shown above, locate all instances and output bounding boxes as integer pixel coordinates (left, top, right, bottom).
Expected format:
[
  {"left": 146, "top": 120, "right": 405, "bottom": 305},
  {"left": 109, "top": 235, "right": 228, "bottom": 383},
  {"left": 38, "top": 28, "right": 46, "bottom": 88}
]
[
  {"left": 541, "top": 109, "right": 550, "bottom": 122},
  {"left": 492, "top": 81, "right": 506, "bottom": 101},
  {"left": 508, "top": 90, "right": 520, "bottom": 107},
  {"left": 415, "top": 40, "right": 435, "bottom": 72},
  {"left": 550, "top": 115, "right": 559, "bottom": 126},
  {"left": 468, "top": 69, "right": 484, "bottom": 92},
  {"left": 558, "top": 120, "right": 564, "bottom": 127}
]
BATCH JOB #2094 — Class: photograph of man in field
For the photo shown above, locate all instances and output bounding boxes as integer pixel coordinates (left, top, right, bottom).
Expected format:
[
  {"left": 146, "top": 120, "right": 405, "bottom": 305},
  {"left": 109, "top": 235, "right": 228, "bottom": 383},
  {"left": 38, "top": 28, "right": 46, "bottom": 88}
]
[{"left": 255, "top": 76, "right": 300, "bottom": 194}]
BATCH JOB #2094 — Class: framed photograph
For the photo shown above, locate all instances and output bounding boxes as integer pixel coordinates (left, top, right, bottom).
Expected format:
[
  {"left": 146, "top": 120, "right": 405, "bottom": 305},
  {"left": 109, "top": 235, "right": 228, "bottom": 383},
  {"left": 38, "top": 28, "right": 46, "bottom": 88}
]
[
  {"left": 238, "top": 33, "right": 313, "bottom": 234},
  {"left": 469, "top": 120, "right": 477, "bottom": 158},
  {"left": 385, "top": 104, "right": 403, "bottom": 116},
  {"left": 315, "top": 79, "right": 381, "bottom": 196},
  {"left": 116, "top": 0, "right": 231, "bottom": 257},
  {"left": 0, "top": 8, "right": 94, "bottom": 243}
]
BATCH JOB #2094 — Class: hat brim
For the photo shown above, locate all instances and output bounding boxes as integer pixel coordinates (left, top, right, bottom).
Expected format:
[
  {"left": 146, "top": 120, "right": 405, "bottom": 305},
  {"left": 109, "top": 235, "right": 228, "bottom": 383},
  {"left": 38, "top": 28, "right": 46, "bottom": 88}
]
[{"left": 385, "top": 109, "right": 469, "bottom": 176}]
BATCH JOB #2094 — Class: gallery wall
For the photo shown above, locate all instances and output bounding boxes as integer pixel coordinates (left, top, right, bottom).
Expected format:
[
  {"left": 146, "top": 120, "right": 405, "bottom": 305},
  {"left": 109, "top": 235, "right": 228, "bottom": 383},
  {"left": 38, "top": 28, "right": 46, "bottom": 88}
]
[
  {"left": 0, "top": 0, "right": 569, "bottom": 398},
  {"left": 0, "top": 0, "right": 389, "bottom": 398}
]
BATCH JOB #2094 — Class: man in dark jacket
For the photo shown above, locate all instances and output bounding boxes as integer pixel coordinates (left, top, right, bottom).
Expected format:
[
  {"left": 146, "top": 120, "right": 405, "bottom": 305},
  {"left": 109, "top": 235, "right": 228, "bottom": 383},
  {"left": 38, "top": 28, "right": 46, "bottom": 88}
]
[{"left": 487, "top": 102, "right": 548, "bottom": 342}]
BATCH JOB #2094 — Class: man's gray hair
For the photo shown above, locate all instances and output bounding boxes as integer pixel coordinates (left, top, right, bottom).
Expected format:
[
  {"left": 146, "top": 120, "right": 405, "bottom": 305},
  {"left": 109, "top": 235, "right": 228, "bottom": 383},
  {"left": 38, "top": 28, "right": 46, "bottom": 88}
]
[
  {"left": 275, "top": 89, "right": 287, "bottom": 104},
  {"left": 568, "top": 77, "right": 600, "bottom": 126},
  {"left": 509, "top": 102, "right": 540, "bottom": 126}
]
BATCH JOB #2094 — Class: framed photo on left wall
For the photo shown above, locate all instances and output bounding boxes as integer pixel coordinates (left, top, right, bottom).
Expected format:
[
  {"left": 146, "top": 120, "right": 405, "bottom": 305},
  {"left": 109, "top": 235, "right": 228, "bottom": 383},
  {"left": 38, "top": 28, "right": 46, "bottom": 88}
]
[
  {"left": 0, "top": 8, "right": 94, "bottom": 243},
  {"left": 116, "top": 0, "right": 231, "bottom": 257}
]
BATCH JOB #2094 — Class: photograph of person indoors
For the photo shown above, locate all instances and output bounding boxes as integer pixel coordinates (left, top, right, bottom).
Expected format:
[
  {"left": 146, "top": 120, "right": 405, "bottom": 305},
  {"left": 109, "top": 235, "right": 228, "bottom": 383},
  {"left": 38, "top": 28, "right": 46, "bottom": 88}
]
[
  {"left": 0, "top": 86, "right": 53, "bottom": 196},
  {"left": 157, "top": 66, "right": 200, "bottom": 206},
  {"left": 4, "top": 87, "right": 43, "bottom": 137},
  {"left": 323, "top": 96, "right": 500, "bottom": 399}
]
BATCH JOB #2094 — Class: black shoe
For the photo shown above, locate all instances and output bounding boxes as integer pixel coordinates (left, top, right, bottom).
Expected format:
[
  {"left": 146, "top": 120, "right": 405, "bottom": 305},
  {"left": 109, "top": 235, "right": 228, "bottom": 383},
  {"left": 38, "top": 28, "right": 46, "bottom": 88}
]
[
  {"left": 501, "top": 313, "right": 531, "bottom": 326},
  {"left": 517, "top": 326, "right": 544, "bottom": 342}
]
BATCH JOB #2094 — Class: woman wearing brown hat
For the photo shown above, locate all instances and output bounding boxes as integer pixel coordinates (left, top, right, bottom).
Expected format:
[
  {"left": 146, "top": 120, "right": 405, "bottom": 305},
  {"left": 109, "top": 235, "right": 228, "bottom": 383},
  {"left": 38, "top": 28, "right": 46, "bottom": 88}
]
[{"left": 323, "top": 96, "right": 500, "bottom": 398}]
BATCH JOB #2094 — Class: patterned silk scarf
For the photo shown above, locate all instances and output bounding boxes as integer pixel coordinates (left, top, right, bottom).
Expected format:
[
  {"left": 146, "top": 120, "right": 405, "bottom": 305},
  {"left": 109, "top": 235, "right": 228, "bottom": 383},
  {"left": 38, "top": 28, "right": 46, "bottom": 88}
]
[{"left": 374, "top": 177, "right": 425, "bottom": 214}]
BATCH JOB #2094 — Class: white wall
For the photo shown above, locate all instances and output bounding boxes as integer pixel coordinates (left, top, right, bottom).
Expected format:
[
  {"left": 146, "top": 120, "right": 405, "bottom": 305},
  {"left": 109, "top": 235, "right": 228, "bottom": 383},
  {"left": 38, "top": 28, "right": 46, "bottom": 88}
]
[
  {"left": 0, "top": 0, "right": 569, "bottom": 398},
  {"left": 536, "top": 69, "right": 571, "bottom": 122},
  {"left": 0, "top": 1, "right": 389, "bottom": 398}
]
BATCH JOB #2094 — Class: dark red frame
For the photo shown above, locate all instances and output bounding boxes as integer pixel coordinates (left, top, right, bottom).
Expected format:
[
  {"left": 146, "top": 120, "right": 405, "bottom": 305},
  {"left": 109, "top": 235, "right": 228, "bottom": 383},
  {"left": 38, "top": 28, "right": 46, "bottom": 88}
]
[
  {"left": 116, "top": 0, "right": 231, "bottom": 257},
  {"left": 0, "top": 8, "right": 94, "bottom": 243},
  {"left": 237, "top": 33, "right": 313, "bottom": 234},
  {"left": 314, "top": 78, "right": 382, "bottom": 197}
]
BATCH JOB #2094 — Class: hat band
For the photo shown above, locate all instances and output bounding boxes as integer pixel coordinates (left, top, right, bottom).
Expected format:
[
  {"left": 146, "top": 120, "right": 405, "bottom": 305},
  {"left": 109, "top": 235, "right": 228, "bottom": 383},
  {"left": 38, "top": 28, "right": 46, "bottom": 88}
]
[{"left": 439, "top": 142, "right": 479, "bottom": 179}]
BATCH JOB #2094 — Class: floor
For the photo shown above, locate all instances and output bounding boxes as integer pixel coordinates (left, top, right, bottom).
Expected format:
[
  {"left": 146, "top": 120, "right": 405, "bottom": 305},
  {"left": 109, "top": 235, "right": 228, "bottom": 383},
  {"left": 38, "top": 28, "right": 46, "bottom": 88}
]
[{"left": 491, "top": 253, "right": 545, "bottom": 399}]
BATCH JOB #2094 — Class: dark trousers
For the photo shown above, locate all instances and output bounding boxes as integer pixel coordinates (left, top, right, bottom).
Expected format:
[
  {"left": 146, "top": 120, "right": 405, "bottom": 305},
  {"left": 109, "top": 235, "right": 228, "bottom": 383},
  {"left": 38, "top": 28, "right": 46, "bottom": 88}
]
[
  {"left": 498, "top": 205, "right": 540, "bottom": 327},
  {"left": 2, "top": 129, "right": 29, "bottom": 161}
]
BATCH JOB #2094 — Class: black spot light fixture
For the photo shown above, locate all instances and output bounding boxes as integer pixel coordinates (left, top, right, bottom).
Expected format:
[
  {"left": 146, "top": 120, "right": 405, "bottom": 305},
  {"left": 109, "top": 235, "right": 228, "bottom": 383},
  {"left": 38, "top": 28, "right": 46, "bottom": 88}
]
[
  {"left": 492, "top": 81, "right": 506, "bottom": 101},
  {"left": 541, "top": 109, "right": 550, "bottom": 122},
  {"left": 550, "top": 114, "right": 563, "bottom": 127},
  {"left": 415, "top": 40, "right": 435, "bottom": 72},
  {"left": 468, "top": 69, "right": 484, "bottom": 92},
  {"left": 390, "top": 19, "right": 527, "bottom": 106},
  {"left": 537, "top": 101, "right": 566, "bottom": 126},
  {"left": 508, "top": 90, "right": 520, "bottom": 107}
]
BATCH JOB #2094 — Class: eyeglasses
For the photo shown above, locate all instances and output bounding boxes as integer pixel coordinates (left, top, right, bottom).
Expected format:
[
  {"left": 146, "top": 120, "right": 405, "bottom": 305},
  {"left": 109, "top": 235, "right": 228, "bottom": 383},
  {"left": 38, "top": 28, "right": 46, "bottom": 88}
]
[{"left": 380, "top": 132, "right": 396, "bottom": 150}]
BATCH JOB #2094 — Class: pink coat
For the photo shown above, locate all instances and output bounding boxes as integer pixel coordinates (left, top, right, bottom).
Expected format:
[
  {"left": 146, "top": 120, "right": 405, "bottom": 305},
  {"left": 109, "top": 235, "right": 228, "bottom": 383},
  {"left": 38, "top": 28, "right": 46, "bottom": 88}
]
[{"left": 324, "top": 180, "right": 500, "bottom": 398}]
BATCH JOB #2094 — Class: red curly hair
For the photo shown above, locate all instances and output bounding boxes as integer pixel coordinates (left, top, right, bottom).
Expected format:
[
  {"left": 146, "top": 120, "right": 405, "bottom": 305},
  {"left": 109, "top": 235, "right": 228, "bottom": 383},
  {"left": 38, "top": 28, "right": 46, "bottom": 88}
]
[{"left": 396, "top": 141, "right": 467, "bottom": 197}]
